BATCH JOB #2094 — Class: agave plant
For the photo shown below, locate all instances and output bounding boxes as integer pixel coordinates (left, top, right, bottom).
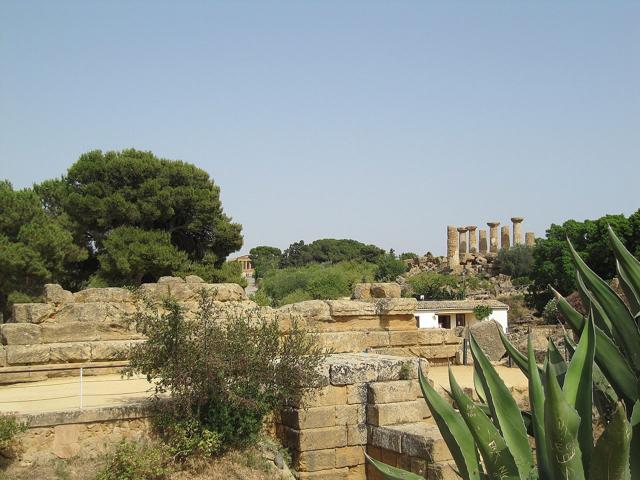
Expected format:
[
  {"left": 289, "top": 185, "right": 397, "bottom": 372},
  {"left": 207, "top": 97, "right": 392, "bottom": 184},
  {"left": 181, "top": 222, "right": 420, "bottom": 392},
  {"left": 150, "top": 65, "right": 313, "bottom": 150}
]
[{"left": 366, "top": 227, "right": 640, "bottom": 480}]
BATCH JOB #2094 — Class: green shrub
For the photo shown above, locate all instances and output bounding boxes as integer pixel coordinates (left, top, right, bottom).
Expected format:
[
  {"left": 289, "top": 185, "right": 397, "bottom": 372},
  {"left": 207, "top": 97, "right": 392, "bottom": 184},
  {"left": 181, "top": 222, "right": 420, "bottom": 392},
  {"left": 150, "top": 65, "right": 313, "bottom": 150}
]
[
  {"left": 406, "top": 272, "right": 459, "bottom": 299},
  {"left": 374, "top": 253, "right": 407, "bottom": 282},
  {"left": 0, "top": 416, "right": 26, "bottom": 451},
  {"left": 152, "top": 415, "right": 222, "bottom": 461},
  {"left": 257, "top": 261, "right": 376, "bottom": 306},
  {"left": 472, "top": 305, "right": 492, "bottom": 321},
  {"left": 542, "top": 298, "right": 559, "bottom": 324},
  {"left": 128, "top": 291, "right": 325, "bottom": 451},
  {"left": 95, "top": 441, "right": 168, "bottom": 480},
  {"left": 494, "top": 244, "right": 534, "bottom": 278}
]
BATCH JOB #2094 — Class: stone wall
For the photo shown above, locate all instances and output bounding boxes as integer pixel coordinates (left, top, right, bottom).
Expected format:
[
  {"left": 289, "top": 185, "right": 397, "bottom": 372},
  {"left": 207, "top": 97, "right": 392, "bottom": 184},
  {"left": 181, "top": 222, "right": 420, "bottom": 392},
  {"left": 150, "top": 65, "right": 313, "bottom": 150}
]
[{"left": 1, "top": 280, "right": 462, "bottom": 382}]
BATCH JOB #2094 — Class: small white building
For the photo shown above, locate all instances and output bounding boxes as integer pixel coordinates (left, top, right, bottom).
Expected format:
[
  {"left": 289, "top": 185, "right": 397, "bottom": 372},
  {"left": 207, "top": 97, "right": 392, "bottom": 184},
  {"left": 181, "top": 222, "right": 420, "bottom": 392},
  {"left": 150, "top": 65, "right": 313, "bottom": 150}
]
[{"left": 415, "top": 299, "right": 509, "bottom": 332}]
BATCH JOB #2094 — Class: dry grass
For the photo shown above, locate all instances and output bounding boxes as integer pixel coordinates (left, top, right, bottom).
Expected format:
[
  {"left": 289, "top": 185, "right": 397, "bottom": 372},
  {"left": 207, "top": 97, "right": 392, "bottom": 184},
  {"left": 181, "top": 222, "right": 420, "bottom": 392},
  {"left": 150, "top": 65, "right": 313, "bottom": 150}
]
[{"left": 0, "top": 445, "right": 291, "bottom": 480}]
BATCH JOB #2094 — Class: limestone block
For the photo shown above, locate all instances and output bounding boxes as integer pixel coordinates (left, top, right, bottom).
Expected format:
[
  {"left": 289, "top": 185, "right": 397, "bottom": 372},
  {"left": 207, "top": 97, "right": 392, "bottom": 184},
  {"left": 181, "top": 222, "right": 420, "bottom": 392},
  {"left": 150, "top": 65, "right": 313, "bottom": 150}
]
[
  {"left": 319, "top": 332, "right": 367, "bottom": 354},
  {"left": 7, "top": 345, "right": 50, "bottom": 365},
  {"left": 379, "top": 315, "right": 418, "bottom": 331},
  {"left": 138, "top": 283, "right": 170, "bottom": 301},
  {"left": 469, "top": 320, "right": 506, "bottom": 361},
  {"left": 90, "top": 340, "right": 135, "bottom": 361},
  {"left": 297, "top": 468, "right": 349, "bottom": 480},
  {"left": 326, "top": 300, "right": 376, "bottom": 318},
  {"left": 277, "top": 300, "right": 332, "bottom": 323},
  {"left": 335, "top": 446, "right": 364, "bottom": 468},
  {"left": 335, "top": 404, "right": 363, "bottom": 426},
  {"left": 158, "top": 276, "right": 185, "bottom": 284},
  {"left": 52, "top": 424, "right": 82, "bottom": 459},
  {"left": 283, "top": 426, "right": 347, "bottom": 451},
  {"left": 374, "top": 356, "right": 419, "bottom": 381},
  {"left": 49, "top": 343, "right": 92, "bottom": 362},
  {"left": 366, "top": 331, "right": 389, "bottom": 348},
  {"left": 427, "top": 460, "right": 461, "bottom": 480},
  {"left": 281, "top": 406, "right": 336, "bottom": 429},
  {"left": 375, "top": 298, "right": 417, "bottom": 315},
  {"left": 293, "top": 448, "right": 336, "bottom": 472},
  {"left": 366, "top": 400, "right": 430, "bottom": 426},
  {"left": 1, "top": 323, "right": 42, "bottom": 345},
  {"left": 388, "top": 331, "right": 418, "bottom": 346},
  {"left": 410, "top": 457, "right": 427, "bottom": 477},
  {"left": 347, "top": 424, "right": 367, "bottom": 446},
  {"left": 417, "top": 329, "right": 449, "bottom": 345},
  {"left": 368, "top": 426, "right": 402, "bottom": 453},
  {"left": 419, "top": 344, "right": 461, "bottom": 360},
  {"left": 197, "top": 283, "right": 246, "bottom": 301},
  {"left": 347, "top": 464, "right": 366, "bottom": 480},
  {"left": 292, "top": 385, "right": 347, "bottom": 408},
  {"left": 0, "top": 347, "right": 6, "bottom": 367},
  {"left": 352, "top": 283, "right": 401, "bottom": 300},
  {"left": 185, "top": 275, "right": 204, "bottom": 283},
  {"left": 41, "top": 322, "right": 99, "bottom": 343},
  {"left": 329, "top": 357, "right": 378, "bottom": 385},
  {"left": 73, "top": 288, "right": 132, "bottom": 303},
  {"left": 12, "top": 303, "right": 54, "bottom": 324},
  {"left": 352, "top": 284, "right": 372, "bottom": 301},
  {"left": 52, "top": 303, "right": 112, "bottom": 323},
  {"left": 368, "top": 380, "right": 418, "bottom": 404},
  {"left": 43, "top": 284, "right": 73, "bottom": 304},
  {"left": 346, "top": 383, "right": 367, "bottom": 405}
]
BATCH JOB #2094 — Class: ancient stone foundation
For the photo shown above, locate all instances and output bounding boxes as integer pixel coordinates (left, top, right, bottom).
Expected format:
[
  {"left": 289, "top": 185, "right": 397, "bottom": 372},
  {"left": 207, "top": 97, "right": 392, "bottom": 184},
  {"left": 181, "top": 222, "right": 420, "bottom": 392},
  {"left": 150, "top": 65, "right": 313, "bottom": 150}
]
[{"left": 2, "top": 281, "right": 463, "bottom": 383}]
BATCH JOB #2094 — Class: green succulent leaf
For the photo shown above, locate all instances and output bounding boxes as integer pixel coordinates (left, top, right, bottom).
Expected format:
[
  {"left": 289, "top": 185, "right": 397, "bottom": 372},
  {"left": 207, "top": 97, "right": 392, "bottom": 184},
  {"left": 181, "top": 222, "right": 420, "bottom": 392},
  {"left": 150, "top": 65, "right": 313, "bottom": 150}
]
[
  {"left": 563, "top": 312, "right": 595, "bottom": 473},
  {"left": 575, "top": 271, "right": 613, "bottom": 336},
  {"left": 527, "top": 334, "right": 551, "bottom": 480},
  {"left": 498, "top": 327, "right": 529, "bottom": 375},
  {"left": 364, "top": 452, "right": 425, "bottom": 480},
  {"left": 469, "top": 335, "right": 534, "bottom": 479},
  {"left": 546, "top": 338, "right": 567, "bottom": 387},
  {"left": 553, "top": 287, "right": 638, "bottom": 405},
  {"left": 608, "top": 225, "right": 640, "bottom": 302},
  {"left": 617, "top": 260, "right": 640, "bottom": 316},
  {"left": 418, "top": 365, "right": 482, "bottom": 480},
  {"left": 544, "top": 363, "right": 585, "bottom": 480},
  {"left": 448, "top": 368, "right": 520, "bottom": 480},
  {"left": 568, "top": 239, "right": 640, "bottom": 373},
  {"left": 589, "top": 402, "right": 632, "bottom": 480},
  {"left": 631, "top": 401, "right": 640, "bottom": 480}
]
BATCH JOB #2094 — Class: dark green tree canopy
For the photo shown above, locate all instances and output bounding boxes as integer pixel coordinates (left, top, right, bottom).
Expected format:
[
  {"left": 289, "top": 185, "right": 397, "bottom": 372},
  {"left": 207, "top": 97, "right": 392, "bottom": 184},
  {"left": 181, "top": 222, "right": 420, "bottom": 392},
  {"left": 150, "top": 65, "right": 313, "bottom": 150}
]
[
  {"left": 526, "top": 210, "right": 640, "bottom": 312},
  {"left": 249, "top": 245, "right": 282, "bottom": 279},
  {"left": 54, "top": 149, "right": 243, "bottom": 263},
  {"left": 494, "top": 245, "right": 534, "bottom": 279},
  {"left": 280, "top": 238, "right": 385, "bottom": 268}
]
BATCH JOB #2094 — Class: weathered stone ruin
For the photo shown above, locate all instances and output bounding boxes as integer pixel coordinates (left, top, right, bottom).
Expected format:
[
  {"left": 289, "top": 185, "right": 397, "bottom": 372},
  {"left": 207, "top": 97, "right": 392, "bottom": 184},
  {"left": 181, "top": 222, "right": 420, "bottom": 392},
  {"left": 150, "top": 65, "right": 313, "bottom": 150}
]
[{"left": 445, "top": 217, "right": 536, "bottom": 272}]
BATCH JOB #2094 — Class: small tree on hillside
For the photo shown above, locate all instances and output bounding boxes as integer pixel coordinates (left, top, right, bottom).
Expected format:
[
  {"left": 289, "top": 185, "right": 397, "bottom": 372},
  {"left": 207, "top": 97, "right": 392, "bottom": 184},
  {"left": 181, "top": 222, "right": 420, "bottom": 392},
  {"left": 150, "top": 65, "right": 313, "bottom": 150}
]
[{"left": 472, "top": 304, "right": 492, "bottom": 321}]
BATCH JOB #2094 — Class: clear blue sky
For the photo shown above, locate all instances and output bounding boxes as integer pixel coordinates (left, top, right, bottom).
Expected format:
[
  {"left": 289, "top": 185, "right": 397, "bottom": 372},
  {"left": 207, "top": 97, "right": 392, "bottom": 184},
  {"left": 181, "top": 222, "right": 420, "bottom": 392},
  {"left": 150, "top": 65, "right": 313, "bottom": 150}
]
[{"left": 1, "top": 1, "right": 638, "bottom": 256}]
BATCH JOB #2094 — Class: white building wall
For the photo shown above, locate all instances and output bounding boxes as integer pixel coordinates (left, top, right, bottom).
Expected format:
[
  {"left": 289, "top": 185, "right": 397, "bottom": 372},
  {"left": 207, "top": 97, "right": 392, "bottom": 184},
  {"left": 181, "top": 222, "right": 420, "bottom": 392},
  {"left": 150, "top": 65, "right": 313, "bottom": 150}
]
[
  {"left": 488, "top": 309, "right": 508, "bottom": 332},
  {"left": 415, "top": 308, "right": 509, "bottom": 332},
  {"left": 416, "top": 310, "right": 439, "bottom": 328}
]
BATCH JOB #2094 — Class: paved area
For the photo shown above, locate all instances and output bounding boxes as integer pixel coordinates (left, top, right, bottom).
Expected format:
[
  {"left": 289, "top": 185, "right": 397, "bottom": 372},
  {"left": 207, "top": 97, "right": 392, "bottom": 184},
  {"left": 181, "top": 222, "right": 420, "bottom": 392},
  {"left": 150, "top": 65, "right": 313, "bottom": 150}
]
[
  {"left": 428, "top": 365, "right": 528, "bottom": 390},
  {"left": 0, "top": 374, "right": 155, "bottom": 414}
]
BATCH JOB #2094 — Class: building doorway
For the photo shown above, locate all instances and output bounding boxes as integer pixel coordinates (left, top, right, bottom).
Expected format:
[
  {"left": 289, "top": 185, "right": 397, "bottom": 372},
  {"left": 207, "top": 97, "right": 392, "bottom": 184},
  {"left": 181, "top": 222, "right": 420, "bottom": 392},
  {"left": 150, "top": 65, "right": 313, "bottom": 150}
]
[
  {"left": 456, "top": 313, "right": 466, "bottom": 327},
  {"left": 438, "top": 315, "right": 451, "bottom": 329}
]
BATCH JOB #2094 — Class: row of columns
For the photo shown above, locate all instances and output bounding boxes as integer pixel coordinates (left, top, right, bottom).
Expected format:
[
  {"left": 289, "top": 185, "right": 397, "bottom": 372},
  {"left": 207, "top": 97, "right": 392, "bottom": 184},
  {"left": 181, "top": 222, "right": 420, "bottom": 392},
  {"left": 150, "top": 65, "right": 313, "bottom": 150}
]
[{"left": 447, "top": 217, "right": 535, "bottom": 266}]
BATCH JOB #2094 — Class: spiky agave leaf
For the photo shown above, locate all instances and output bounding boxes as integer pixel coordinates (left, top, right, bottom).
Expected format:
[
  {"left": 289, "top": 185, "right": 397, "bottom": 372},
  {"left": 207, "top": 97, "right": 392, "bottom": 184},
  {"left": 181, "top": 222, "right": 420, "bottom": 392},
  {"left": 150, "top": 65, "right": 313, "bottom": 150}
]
[
  {"left": 553, "top": 287, "right": 638, "bottom": 406},
  {"left": 469, "top": 335, "right": 534, "bottom": 479},
  {"left": 608, "top": 225, "right": 640, "bottom": 301},
  {"left": 418, "top": 365, "right": 482, "bottom": 479},
  {"left": 568, "top": 239, "right": 640, "bottom": 373},
  {"left": 448, "top": 367, "right": 520, "bottom": 480},
  {"left": 562, "top": 313, "right": 595, "bottom": 473},
  {"left": 589, "top": 403, "right": 632, "bottom": 480},
  {"left": 364, "top": 452, "right": 425, "bottom": 480},
  {"left": 545, "top": 338, "right": 567, "bottom": 387},
  {"left": 544, "top": 363, "right": 585, "bottom": 480},
  {"left": 498, "top": 326, "right": 530, "bottom": 375},
  {"left": 527, "top": 335, "right": 550, "bottom": 480},
  {"left": 631, "top": 401, "right": 640, "bottom": 479}
]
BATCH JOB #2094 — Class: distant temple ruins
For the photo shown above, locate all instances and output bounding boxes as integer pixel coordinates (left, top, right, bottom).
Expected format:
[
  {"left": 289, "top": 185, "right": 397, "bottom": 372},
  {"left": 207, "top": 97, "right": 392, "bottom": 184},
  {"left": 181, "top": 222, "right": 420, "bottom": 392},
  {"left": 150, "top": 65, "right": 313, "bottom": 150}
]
[{"left": 447, "top": 217, "right": 535, "bottom": 270}]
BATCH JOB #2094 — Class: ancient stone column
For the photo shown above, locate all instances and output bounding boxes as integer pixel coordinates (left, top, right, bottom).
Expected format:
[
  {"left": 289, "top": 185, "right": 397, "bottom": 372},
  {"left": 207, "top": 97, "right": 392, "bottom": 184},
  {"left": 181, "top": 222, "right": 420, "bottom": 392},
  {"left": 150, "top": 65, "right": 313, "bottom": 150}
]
[
  {"left": 525, "top": 232, "right": 535, "bottom": 247},
  {"left": 511, "top": 217, "right": 524, "bottom": 245},
  {"left": 447, "top": 225, "right": 459, "bottom": 266},
  {"left": 466, "top": 226, "right": 478, "bottom": 253},
  {"left": 501, "top": 226, "right": 510, "bottom": 250},
  {"left": 487, "top": 222, "right": 500, "bottom": 253},
  {"left": 479, "top": 229, "right": 488, "bottom": 254},
  {"left": 458, "top": 227, "right": 468, "bottom": 260}
]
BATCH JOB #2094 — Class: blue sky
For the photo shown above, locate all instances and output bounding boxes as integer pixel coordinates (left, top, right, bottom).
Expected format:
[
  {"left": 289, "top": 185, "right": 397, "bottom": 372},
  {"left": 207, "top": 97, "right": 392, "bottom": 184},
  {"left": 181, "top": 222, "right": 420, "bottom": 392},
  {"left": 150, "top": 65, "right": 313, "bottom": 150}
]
[{"left": 1, "top": 1, "right": 638, "bottom": 256}]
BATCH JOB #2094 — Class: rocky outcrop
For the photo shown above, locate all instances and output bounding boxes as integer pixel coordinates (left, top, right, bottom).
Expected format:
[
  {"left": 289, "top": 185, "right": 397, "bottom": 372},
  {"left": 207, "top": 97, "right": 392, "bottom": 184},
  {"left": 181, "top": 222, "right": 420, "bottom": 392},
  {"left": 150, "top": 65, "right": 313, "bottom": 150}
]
[{"left": 469, "top": 320, "right": 506, "bottom": 361}]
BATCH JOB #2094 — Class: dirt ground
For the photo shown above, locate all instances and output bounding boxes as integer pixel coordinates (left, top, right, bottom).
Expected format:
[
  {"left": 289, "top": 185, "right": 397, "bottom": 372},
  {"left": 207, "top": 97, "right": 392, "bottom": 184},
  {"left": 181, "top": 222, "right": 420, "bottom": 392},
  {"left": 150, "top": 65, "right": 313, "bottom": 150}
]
[
  {"left": 428, "top": 364, "right": 528, "bottom": 391},
  {"left": 1, "top": 447, "right": 292, "bottom": 480}
]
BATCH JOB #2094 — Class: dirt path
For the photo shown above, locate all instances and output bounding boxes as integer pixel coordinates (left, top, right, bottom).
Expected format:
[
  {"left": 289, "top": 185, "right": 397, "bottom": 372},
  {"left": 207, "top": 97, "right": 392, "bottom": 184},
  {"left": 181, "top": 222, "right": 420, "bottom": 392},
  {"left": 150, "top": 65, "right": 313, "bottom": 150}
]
[{"left": 0, "top": 374, "right": 154, "bottom": 414}]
